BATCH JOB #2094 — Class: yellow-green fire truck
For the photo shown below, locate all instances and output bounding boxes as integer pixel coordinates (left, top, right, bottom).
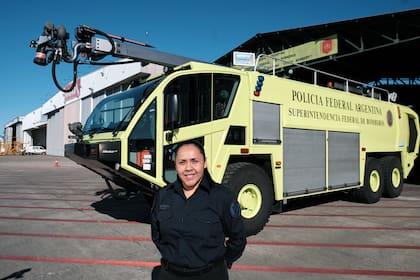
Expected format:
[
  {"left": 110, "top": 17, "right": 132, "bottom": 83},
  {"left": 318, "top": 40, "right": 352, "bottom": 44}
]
[{"left": 31, "top": 24, "right": 420, "bottom": 235}]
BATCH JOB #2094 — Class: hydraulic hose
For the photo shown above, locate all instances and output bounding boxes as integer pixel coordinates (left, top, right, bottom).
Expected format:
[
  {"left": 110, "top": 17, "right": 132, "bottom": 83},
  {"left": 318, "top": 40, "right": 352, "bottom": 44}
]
[
  {"left": 52, "top": 59, "right": 78, "bottom": 93},
  {"left": 49, "top": 25, "right": 140, "bottom": 92}
]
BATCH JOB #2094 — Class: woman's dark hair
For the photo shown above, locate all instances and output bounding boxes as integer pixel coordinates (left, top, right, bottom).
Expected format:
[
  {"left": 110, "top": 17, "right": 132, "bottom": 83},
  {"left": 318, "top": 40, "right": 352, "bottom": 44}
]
[{"left": 174, "top": 140, "right": 206, "bottom": 160}]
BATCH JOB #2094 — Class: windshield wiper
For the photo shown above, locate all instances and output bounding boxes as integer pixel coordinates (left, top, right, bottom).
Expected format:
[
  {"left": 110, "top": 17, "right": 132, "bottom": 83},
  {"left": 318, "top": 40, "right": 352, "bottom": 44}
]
[{"left": 87, "top": 127, "right": 105, "bottom": 137}]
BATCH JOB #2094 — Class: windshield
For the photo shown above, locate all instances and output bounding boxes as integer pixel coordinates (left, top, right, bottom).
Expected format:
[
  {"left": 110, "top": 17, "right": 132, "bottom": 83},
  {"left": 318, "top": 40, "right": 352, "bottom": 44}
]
[{"left": 83, "top": 78, "right": 162, "bottom": 135}]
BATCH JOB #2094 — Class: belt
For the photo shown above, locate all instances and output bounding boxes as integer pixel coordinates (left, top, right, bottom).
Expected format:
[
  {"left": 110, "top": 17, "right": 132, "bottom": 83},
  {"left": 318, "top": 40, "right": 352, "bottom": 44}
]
[{"left": 161, "top": 258, "right": 225, "bottom": 276}]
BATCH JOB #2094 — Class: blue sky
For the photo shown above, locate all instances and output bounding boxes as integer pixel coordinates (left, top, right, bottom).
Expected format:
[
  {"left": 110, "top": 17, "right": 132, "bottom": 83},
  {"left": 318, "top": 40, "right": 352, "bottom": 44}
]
[{"left": 1, "top": 0, "right": 419, "bottom": 131}]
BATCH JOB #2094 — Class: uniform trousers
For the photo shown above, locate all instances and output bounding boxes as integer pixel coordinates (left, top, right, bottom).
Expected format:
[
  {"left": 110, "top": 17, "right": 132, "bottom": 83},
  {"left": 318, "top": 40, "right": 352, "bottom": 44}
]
[{"left": 152, "top": 259, "right": 229, "bottom": 280}]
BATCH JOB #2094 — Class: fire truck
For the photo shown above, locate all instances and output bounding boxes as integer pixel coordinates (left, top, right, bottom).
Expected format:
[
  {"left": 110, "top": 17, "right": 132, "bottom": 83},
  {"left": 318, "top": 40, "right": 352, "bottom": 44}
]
[{"left": 31, "top": 23, "right": 419, "bottom": 235}]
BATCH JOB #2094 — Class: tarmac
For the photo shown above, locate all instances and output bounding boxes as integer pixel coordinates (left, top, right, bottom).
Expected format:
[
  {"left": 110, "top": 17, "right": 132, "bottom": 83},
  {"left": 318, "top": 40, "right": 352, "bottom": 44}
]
[{"left": 0, "top": 155, "right": 420, "bottom": 280}]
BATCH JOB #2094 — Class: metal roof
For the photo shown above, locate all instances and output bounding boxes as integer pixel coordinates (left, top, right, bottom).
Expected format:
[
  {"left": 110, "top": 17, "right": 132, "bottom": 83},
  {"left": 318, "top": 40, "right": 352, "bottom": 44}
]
[{"left": 215, "top": 9, "right": 420, "bottom": 108}]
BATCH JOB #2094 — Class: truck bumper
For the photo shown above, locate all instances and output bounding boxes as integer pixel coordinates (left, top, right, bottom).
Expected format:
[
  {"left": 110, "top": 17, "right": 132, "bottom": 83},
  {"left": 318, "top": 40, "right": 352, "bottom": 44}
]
[{"left": 64, "top": 143, "right": 157, "bottom": 199}]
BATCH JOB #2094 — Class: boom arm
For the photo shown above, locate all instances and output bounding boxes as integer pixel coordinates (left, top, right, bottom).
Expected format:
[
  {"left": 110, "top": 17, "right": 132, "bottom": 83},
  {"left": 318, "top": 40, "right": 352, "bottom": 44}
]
[{"left": 30, "top": 23, "right": 196, "bottom": 92}]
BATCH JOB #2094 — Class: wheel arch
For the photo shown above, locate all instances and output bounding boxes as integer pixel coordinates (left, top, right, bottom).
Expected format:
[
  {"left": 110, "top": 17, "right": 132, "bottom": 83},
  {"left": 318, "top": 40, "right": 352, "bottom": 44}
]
[
  {"left": 227, "top": 154, "right": 274, "bottom": 184},
  {"left": 364, "top": 152, "right": 402, "bottom": 178},
  {"left": 365, "top": 152, "right": 401, "bottom": 161}
]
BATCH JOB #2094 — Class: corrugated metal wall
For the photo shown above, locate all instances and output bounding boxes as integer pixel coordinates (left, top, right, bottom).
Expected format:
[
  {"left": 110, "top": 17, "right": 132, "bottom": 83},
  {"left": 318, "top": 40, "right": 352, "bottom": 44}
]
[{"left": 46, "top": 109, "right": 64, "bottom": 156}]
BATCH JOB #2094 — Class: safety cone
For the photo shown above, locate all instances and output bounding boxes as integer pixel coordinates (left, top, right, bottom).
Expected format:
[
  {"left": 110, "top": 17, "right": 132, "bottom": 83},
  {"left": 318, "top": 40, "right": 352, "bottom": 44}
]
[{"left": 54, "top": 160, "right": 59, "bottom": 167}]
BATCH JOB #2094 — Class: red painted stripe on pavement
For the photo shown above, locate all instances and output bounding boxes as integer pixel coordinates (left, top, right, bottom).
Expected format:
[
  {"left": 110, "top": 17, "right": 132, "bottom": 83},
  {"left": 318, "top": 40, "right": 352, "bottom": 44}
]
[
  {"left": 283, "top": 213, "right": 420, "bottom": 219},
  {"left": 0, "top": 205, "right": 94, "bottom": 211},
  {"left": 0, "top": 255, "right": 158, "bottom": 267},
  {"left": 0, "top": 191, "right": 95, "bottom": 196},
  {"left": 247, "top": 240, "right": 420, "bottom": 250},
  {"left": 266, "top": 224, "right": 420, "bottom": 231},
  {"left": 318, "top": 204, "right": 420, "bottom": 209},
  {"left": 0, "top": 186, "right": 101, "bottom": 192},
  {"left": 2, "top": 216, "right": 419, "bottom": 230},
  {"left": 2, "top": 232, "right": 420, "bottom": 250},
  {"left": 0, "top": 197, "right": 97, "bottom": 202},
  {"left": 1, "top": 255, "right": 420, "bottom": 277},
  {"left": 233, "top": 264, "right": 420, "bottom": 277},
  {"left": 0, "top": 232, "right": 151, "bottom": 241},
  {"left": 0, "top": 216, "right": 138, "bottom": 224}
]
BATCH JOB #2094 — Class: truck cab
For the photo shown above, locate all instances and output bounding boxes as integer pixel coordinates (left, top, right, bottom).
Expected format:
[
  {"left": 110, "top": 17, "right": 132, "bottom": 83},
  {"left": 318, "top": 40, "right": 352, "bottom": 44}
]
[{"left": 65, "top": 62, "right": 244, "bottom": 199}]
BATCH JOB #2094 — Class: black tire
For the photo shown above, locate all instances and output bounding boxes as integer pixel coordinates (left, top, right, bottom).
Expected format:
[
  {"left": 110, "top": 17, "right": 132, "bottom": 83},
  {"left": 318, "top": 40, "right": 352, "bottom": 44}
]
[
  {"left": 222, "top": 162, "right": 274, "bottom": 236},
  {"left": 381, "top": 156, "right": 404, "bottom": 198},
  {"left": 351, "top": 157, "right": 383, "bottom": 203}
]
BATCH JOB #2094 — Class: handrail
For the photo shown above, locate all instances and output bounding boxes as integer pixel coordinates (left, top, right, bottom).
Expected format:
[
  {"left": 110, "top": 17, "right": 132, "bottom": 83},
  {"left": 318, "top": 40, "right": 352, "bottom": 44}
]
[{"left": 254, "top": 54, "right": 397, "bottom": 102}]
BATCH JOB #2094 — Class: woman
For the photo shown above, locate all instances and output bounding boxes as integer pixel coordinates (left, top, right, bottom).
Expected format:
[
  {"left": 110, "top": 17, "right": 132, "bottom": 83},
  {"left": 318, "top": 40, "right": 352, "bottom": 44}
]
[{"left": 151, "top": 140, "right": 246, "bottom": 279}]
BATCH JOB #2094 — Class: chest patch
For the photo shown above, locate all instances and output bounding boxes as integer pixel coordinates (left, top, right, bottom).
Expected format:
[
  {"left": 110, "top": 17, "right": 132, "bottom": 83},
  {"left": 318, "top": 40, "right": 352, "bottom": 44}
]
[{"left": 159, "top": 204, "right": 170, "bottom": 210}]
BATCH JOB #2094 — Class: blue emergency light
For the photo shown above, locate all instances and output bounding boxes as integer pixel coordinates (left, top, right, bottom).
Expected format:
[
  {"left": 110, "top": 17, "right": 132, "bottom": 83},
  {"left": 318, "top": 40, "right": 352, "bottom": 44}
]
[{"left": 254, "top": 75, "right": 265, "bottom": 96}]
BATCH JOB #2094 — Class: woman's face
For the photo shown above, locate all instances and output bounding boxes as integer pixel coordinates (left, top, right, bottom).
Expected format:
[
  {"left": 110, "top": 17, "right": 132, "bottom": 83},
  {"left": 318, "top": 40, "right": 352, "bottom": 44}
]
[{"left": 175, "top": 144, "right": 207, "bottom": 191}]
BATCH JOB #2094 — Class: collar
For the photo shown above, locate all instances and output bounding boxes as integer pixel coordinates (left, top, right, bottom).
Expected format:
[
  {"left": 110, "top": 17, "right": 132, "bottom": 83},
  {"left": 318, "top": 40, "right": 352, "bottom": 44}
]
[{"left": 171, "top": 171, "right": 213, "bottom": 195}]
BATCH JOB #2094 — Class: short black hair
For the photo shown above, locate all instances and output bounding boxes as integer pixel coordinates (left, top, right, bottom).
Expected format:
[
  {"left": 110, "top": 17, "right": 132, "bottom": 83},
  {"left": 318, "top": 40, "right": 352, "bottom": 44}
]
[{"left": 174, "top": 139, "right": 206, "bottom": 159}]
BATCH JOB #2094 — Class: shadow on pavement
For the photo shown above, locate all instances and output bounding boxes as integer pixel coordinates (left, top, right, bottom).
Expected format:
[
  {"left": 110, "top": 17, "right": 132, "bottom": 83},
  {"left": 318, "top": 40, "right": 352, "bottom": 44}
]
[
  {"left": 282, "top": 191, "right": 348, "bottom": 213},
  {"left": 91, "top": 189, "right": 152, "bottom": 224},
  {"left": 0, "top": 268, "right": 32, "bottom": 280}
]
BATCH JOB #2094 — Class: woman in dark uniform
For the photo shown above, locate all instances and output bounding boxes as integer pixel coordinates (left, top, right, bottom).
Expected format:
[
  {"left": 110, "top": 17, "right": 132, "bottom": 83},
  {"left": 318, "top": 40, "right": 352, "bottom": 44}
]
[{"left": 151, "top": 140, "right": 246, "bottom": 279}]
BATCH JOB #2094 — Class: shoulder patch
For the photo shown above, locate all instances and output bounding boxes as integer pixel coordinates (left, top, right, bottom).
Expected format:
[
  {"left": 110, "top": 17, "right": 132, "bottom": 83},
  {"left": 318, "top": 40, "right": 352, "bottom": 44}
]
[{"left": 230, "top": 201, "right": 241, "bottom": 218}]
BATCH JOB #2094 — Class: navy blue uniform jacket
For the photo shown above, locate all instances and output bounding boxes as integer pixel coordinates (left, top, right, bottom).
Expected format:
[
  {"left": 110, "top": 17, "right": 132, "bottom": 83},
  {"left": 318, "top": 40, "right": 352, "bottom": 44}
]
[{"left": 151, "top": 174, "right": 246, "bottom": 268}]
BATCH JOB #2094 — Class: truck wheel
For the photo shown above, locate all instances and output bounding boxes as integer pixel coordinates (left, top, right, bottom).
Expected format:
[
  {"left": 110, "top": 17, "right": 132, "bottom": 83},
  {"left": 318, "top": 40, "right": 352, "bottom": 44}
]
[
  {"left": 223, "top": 162, "right": 274, "bottom": 236},
  {"left": 351, "top": 157, "right": 383, "bottom": 203},
  {"left": 381, "top": 156, "right": 403, "bottom": 198}
]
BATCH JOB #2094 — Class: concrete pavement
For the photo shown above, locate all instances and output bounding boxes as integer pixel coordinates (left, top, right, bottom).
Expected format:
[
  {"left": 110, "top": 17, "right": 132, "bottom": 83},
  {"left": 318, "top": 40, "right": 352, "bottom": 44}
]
[{"left": 1, "top": 155, "right": 420, "bottom": 280}]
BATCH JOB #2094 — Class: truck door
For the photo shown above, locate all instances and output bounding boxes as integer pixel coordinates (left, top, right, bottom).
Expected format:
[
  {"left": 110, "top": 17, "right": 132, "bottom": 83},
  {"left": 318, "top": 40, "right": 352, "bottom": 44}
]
[
  {"left": 127, "top": 99, "right": 157, "bottom": 177},
  {"left": 162, "top": 73, "right": 240, "bottom": 183},
  {"left": 406, "top": 113, "right": 419, "bottom": 171}
]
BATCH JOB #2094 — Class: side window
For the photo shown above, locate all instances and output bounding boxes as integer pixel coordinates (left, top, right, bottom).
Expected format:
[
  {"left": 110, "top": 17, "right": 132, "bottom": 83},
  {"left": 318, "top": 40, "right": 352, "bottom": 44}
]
[
  {"left": 163, "top": 73, "right": 240, "bottom": 129},
  {"left": 164, "top": 74, "right": 211, "bottom": 130},
  {"left": 128, "top": 99, "right": 156, "bottom": 176},
  {"left": 213, "top": 74, "right": 240, "bottom": 119}
]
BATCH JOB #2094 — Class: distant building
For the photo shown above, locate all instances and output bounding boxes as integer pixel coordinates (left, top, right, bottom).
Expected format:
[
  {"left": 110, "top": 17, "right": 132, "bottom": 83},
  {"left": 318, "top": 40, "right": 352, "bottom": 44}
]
[
  {"left": 0, "top": 135, "right": 4, "bottom": 154},
  {"left": 3, "top": 116, "right": 24, "bottom": 154}
]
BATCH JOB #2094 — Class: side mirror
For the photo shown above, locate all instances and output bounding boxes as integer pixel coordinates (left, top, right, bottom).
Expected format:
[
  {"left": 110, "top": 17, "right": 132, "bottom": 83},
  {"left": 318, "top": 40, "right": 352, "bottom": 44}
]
[{"left": 68, "top": 122, "right": 83, "bottom": 141}]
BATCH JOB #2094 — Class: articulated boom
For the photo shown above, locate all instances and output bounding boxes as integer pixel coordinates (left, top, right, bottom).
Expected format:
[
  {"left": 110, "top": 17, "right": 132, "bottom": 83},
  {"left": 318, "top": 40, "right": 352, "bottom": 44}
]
[{"left": 30, "top": 23, "right": 196, "bottom": 92}]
